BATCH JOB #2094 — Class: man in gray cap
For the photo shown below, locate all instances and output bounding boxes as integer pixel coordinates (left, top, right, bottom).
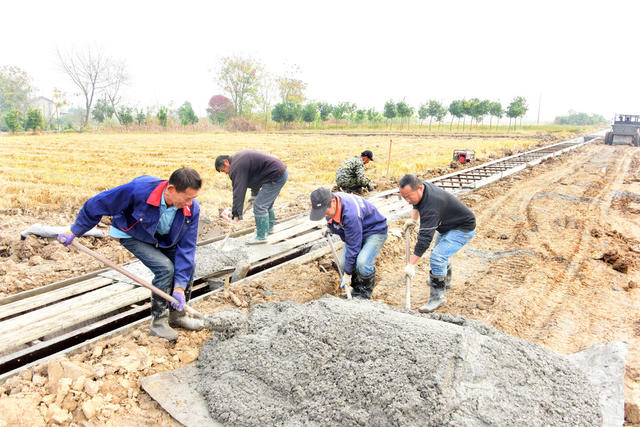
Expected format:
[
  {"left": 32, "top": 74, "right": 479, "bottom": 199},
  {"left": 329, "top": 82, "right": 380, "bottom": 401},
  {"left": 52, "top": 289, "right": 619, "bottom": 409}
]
[
  {"left": 310, "top": 187, "right": 388, "bottom": 299},
  {"left": 335, "top": 150, "right": 375, "bottom": 193}
]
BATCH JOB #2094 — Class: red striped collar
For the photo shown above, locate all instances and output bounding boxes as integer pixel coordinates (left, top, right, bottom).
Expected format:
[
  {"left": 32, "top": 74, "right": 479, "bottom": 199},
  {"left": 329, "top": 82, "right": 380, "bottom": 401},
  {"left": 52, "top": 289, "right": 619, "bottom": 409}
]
[{"left": 146, "top": 180, "right": 192, "bottom": 216}]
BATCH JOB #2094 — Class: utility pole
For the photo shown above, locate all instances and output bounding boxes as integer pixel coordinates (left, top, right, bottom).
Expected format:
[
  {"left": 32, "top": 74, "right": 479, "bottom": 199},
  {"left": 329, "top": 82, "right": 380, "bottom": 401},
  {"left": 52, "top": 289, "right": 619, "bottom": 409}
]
[{"left": 536, "top": 92, "right": 542, "bottom": 125}]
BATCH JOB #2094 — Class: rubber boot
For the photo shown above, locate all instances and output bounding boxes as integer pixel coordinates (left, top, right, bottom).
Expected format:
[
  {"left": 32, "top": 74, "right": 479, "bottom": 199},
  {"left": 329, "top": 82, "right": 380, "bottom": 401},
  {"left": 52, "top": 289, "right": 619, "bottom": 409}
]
[
  {"left": 445, "top": 264, "right": 452, "bottom": 289},
  {"left": 418, "top": 273, "right": 447, "bottom": 313},
  {"left": 268, "top": 209, "right": 277, "bottom": 234},
  {"left": 248, "top": 214, "right": 269, "bottom": 244},
  {"left": 150, "top": 311, "right": 179, "bottom": 341},
  {"left": 357, "top": 272, "right": 376, "bottom": 300},
  {"left": 169, "top": 310, "right": 204, "bottom": 331}
]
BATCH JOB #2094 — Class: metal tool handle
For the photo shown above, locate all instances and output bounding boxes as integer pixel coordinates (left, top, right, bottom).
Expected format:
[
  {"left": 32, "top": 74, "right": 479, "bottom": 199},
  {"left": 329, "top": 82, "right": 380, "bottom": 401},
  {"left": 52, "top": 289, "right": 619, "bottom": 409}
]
[
  {"left": 404, "top": 228, "right": 412, "bottom": 310},
  {"left": 326, "top": 235, "right": 351, "bottom": 299},
  {"left": 68, "top": 239, "right": 204, "bottom": 320}
]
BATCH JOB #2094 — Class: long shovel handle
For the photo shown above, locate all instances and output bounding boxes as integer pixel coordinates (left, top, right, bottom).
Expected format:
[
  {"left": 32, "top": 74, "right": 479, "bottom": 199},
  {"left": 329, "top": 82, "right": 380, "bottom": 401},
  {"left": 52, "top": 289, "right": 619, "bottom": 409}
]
[
  {"left": 404, "top": 228, "right": 412, "bottom": 310},
  {"left": 326, "top": 235, "right": 351, "bottom": 299},
  {"left": 68, "top": 239, "right": 204, "bottom": 320}
]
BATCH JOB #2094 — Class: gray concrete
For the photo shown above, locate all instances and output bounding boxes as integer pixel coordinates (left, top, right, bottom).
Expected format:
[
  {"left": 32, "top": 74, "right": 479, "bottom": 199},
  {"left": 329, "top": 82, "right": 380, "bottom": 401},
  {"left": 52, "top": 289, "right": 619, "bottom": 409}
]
[
  {"left": 195, "top": 297, "right": 603, "bottom": 426},
  {"left": 99, "top": 239, "right": 249, "bottom": 285}
]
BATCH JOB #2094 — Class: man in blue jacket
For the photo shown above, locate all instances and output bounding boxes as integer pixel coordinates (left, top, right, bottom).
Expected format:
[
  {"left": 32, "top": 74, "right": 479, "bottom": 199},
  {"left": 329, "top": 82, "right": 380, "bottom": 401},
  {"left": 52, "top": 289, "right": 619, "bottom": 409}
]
[
  {"left": 58, "top": 168, "right": 203, "bottom": 341},
  {"left": 309, "top": 187, "right": 388, "bottom": 299}
]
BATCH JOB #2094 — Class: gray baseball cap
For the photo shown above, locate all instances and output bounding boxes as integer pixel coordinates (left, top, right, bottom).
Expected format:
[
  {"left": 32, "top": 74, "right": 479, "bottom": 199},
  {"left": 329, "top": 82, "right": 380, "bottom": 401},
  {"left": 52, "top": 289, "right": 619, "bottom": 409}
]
[{"left": 309, "top": 187, "right": 333, "bottom": 221}]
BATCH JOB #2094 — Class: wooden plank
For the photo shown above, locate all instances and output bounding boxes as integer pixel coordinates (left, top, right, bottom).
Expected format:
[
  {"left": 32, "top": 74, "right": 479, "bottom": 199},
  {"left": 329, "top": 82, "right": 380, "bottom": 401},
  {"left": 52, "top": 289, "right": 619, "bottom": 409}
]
[
  {"left": 0, "top": 283, "right": 135, "bottom": 340},
  {"left": 0, "top": 284, "right": 149, "bottom": 353},
  {"left": 0, "top": 277, "right": 114, "bottom": 321}
]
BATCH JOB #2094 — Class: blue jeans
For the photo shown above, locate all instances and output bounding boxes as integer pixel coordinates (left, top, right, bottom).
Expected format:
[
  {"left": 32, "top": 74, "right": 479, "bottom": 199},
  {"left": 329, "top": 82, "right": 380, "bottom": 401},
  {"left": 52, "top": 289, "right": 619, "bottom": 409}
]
[
  {"left": 119, "top": 238, "right": 194, "bottom": 317},
  {"left": 254, "top": 169, "right": 288, "bottom": 216},
  {"left": 339, "top": 233, "right": 388, "bottom": 276},
  {"left": 429, "top": 229, "right": 475, "bottom": 277}
]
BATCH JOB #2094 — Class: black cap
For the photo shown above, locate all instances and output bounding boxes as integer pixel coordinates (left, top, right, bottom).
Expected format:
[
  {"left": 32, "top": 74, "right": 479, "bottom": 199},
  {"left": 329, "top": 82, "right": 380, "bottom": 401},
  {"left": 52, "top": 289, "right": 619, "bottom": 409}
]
[
  {"left": 309, "top": 187, "right": 333, "bottom": 221},
  {"left": 361, "top": 150, "right": 374, "bottom": 161}
]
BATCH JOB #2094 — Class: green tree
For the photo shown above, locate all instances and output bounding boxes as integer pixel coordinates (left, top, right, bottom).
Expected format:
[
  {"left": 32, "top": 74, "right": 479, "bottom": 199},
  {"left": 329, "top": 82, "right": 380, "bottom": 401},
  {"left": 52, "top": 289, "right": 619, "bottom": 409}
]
[
  {"left": 396, "top": 101, "right": 413, "bottom": 129},
  {"left": 489, "top": 101, "right": 503, "bottom": 128},
  {"left": 118, "top": 106, "right": 133, "bottom": 126},
  {"left": 178, "top": 101, "right": 198, "bottom": 125},
  {"left": 271, "top": 102, "right": 299, "bottom": 127},
  {"left": 301, "top": 103, "right": 317, "bottom": 126},
  {"left": 554, "top": 111, "right": 607, "bottom": 125},
  {"left": 418, "top": 103, "right": 428, "bottom": 127},
  {"left": 0, "top": 66, "right": 33, "bottom": 115},
  {"left": 426, "top": 100, "right": 444, "bottom": 130},
  {"left": 383, "top": 100, "right": 397, "bottom": 129},
  {"left": 215, "top": 55, "right": 263, "bottom": 116},
  {"left": 353, "top": 109, "right": 366, "bottom": 123},
  {"left": 435, "top": 104, "right": 447, "bottom": 125},
  {"left": 332, "top": 103, "right": 347, "bottom": 123},
  {"left": 157, "top": 106, "right": 168, "bottom": 127},
  {"left": 507, "top": 96, "right": 528, "bottom": 130},
  {"left": 318, "top": 102, "right": 332, "bottom": 122},
  {"left": 448, "top": 100, "right": 464, "bottom": 131},
  {"left": 367, "top": 108, "right": 382, "bottom": 123},
  {"left": 3, "top": 109, "right": 22, "bottom": 132},
  {"left": 135, "top": 109, "right": 146, "bottom": 125},
  {"left": 92, "top": 98, "right": 114, "bottom": 123},
  {"left": 25, "top": 107, "right": 44, "bottom": 132}
]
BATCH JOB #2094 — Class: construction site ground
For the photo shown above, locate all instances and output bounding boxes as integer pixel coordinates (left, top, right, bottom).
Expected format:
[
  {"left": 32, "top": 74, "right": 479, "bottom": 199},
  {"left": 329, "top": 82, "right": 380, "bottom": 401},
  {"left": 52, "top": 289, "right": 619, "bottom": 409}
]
[{"left": 1, "top": 142, "right": 640, "bottom": 425}]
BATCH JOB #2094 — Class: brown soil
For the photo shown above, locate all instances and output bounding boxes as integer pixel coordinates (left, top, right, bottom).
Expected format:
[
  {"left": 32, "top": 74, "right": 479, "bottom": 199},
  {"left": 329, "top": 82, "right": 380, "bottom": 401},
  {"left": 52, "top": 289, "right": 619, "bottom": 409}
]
[{"left": 2, "top": 143, "right": 640, "bottom": 425}]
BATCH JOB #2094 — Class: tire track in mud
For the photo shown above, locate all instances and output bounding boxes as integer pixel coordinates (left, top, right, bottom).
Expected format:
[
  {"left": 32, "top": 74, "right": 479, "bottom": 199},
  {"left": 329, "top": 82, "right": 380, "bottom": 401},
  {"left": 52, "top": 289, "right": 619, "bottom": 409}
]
[{"left": 447, "top": 145, "right": 632, "bottom": 347}]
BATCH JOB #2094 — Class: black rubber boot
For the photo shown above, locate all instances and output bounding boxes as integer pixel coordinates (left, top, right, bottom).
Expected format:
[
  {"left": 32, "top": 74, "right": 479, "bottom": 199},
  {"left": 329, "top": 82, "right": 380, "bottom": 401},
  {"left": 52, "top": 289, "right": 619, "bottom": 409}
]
[
  {"left": 445, "top": 264, "right": 452, "bottom": 289},
  {"left": 357, "top": 272, "right": 376, "bottom": 299},
  {"left": 419, "top": 272, "right": 447, "bottom": 313}
]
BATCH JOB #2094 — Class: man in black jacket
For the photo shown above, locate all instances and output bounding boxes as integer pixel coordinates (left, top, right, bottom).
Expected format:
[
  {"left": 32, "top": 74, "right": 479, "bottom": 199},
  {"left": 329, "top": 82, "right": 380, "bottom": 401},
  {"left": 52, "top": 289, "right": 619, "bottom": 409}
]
[
  {"left": 215, "top": 150, "right": 288, "bottom": 244},
  {"left": 399, "top": 174, "right": 476, "bottom": 312}
]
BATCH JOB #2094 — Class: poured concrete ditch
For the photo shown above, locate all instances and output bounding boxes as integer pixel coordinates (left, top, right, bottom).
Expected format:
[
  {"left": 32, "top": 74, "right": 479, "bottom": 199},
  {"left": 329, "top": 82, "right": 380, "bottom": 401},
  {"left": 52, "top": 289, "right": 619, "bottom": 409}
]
[{"left": 142, "top": 296, "right": 626, "bottom": 426}]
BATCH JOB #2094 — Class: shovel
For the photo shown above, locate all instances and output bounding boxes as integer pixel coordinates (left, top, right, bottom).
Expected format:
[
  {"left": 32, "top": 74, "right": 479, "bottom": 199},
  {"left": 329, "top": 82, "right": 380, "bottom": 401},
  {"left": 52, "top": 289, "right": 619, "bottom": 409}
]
[
  {"left": 326, "top": 234, "right": 352, "bottom": 299},
  {"left": 67, "top": 239, "right": 205, "bottom": 320},
  {"left": 404, "top": 228, "right": 412, "bottom": 310},
  {"left": 220, "top": 199, "right": 254, "bottom": 250}
]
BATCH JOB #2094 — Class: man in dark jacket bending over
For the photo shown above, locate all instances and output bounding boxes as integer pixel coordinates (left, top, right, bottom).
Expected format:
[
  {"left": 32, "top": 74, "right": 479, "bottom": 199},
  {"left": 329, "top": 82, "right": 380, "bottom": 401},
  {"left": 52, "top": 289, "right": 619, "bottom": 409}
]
[
  {"left": 399, "top": 174, "right": 476, "bottom": 312},
  {"left": 215, "top": 150, "right": 288, "bottom": 244},
  {"left": 58, "top": 168, "right": 203, "bottom": 341},
  {"left": 309, "top": 187, "right": 388, "bottom": 299}
]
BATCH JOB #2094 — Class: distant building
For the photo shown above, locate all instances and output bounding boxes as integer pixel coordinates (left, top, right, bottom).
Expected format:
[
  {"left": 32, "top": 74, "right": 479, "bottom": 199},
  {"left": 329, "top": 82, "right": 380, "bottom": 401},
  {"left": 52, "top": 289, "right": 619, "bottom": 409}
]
[{"left": 29, "top": 96, "right": 68, "bottom": 122}]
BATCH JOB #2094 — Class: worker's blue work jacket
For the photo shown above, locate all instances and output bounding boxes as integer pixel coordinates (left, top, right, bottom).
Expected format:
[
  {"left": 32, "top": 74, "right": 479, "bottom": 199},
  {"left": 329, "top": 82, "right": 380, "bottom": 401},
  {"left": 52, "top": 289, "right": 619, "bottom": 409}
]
[
  {"left": 326, "top": 192, "right": 388, "bottom": 275},
  {"left": 71, "top": 175, "right": 199, "bottom": 288}
]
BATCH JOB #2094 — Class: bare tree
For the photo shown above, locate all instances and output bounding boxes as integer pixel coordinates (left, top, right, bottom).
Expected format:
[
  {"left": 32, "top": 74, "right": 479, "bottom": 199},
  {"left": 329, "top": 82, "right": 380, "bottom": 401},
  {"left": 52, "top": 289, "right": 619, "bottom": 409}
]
[
  {"left": 215, "top": 55, "right": 263, "bottom": 117},
  {"left": 57, "top": 46, "right": 111, "bottom": 127},
  {"left": 256, "top": 72, "right": 275, "bottom": 129},
  {"left": 103, "top": 60, "right": 129, "bottom": 124}
]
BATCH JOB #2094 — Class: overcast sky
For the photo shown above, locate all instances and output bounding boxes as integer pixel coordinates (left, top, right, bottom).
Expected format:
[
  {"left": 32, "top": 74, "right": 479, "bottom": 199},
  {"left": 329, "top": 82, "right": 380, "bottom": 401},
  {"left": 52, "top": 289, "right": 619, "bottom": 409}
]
[{"left": 2, "top": 0, "right": 638, "bottom": 122}]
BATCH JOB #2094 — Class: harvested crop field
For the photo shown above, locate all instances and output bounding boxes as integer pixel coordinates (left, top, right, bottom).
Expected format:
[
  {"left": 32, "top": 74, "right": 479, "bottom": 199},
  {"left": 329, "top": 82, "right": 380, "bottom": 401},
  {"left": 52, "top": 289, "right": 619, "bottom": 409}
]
[{"left": 1, "top": 134, "right": 639, "bottom": 425}]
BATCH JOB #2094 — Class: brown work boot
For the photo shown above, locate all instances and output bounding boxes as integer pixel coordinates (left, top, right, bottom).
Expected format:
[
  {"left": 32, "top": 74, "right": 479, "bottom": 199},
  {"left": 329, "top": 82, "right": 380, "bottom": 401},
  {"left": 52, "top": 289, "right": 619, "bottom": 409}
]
[
  {"left": 169, "top": 310, "right": 204, "bottom": 331},
  {"left": 150, "top": 311, "right": 179, "bottom": 341}
]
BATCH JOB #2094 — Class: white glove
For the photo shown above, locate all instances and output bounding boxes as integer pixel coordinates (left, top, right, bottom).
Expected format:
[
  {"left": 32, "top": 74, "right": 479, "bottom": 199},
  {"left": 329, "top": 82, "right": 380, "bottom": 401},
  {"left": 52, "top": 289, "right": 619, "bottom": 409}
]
[
  {"left": 402, "top": 219, "right": 418, "bottom": 233},
  {"left": 321, "top": 223, "right": 332, "bottom": 238},
  {"left": 340, "top": 274, "right": 352, "bottom": 290},
  {"left": 220, "top": 207, "right": 232, "bottom": 222},
  {"left": 404, "top": 264, "right": 416, "bottom": 279}
]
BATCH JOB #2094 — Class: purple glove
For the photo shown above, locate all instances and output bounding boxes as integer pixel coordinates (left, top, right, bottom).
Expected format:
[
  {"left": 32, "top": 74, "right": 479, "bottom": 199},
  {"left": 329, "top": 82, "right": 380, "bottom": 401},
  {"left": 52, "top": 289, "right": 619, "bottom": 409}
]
[
  {"left": 171, "top": 289, "right": 186, "bottom": 311},
  {"left": 57, "top": 233, "right": 76, "bottom": 247}
]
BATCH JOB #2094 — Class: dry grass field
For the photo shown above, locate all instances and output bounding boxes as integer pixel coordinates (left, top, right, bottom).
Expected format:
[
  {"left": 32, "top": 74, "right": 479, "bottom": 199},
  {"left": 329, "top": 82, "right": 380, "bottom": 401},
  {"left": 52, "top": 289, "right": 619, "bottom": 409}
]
[{"left": 0, "top": 132, "right": 550, "bottom": 215}]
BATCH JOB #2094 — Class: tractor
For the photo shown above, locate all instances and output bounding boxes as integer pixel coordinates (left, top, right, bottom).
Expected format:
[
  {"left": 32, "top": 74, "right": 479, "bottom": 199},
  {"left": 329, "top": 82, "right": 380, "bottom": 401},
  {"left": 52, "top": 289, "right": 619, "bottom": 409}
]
[
  {"left": 453, "top": 149, "right": 475, "bottom": 164},
  {"left": 604, "top": 114, "right": 640, "bottom": 146}
]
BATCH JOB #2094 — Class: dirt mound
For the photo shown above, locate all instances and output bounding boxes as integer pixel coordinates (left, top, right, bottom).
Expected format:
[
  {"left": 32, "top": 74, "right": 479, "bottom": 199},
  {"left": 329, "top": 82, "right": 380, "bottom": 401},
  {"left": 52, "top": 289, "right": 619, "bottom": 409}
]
[{"left": 196, "top": 297, "right": 602, "bottom": 426}]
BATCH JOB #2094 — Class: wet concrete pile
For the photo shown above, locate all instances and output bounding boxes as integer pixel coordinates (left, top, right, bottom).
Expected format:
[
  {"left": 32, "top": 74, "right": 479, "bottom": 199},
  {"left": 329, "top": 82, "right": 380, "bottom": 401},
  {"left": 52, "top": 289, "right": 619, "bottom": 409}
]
[{"left": 196, "top": 297, "right": 603, "bottom": 426}]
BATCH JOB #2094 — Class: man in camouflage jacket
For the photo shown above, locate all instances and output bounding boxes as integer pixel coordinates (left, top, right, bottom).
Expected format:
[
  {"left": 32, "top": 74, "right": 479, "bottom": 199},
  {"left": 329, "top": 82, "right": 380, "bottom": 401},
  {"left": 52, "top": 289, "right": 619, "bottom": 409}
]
[{"left": 335, "top": 150, "right": 374, "bottom": 193}]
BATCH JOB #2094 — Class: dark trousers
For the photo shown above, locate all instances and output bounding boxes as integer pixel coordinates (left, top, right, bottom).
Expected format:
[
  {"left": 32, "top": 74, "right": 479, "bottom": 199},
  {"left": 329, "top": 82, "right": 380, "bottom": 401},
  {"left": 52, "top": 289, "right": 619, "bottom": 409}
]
[{"left": 120, "top": 238, "right": 194, "bottom": 318}]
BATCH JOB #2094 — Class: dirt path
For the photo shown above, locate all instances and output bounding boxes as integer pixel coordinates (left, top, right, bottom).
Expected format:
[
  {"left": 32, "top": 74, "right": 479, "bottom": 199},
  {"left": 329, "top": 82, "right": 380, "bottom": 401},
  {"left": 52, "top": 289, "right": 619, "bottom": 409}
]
[{"left": 2, "top": 142, "right": 640, "bottom": 425}]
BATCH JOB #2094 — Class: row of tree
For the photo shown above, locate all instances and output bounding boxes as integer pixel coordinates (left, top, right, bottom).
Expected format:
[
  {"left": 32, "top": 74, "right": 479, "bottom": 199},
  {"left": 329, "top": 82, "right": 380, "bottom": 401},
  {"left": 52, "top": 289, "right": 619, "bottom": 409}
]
[{"left": 264, "top": 97, "right": 527, "bottom": 131}]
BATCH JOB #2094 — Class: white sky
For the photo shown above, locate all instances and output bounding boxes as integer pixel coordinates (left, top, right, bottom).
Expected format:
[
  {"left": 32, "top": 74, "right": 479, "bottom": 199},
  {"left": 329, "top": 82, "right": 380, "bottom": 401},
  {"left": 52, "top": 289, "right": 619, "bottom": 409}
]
[{"left": 2, "top": 0, "right": 638, "bottom": 122}]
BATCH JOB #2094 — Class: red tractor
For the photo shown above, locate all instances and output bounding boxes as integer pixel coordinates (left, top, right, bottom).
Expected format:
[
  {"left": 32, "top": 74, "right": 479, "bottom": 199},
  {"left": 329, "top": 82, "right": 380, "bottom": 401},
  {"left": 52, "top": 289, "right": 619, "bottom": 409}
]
[{"left": 453, "top": 149, "right": 475, "bottom": 164}]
